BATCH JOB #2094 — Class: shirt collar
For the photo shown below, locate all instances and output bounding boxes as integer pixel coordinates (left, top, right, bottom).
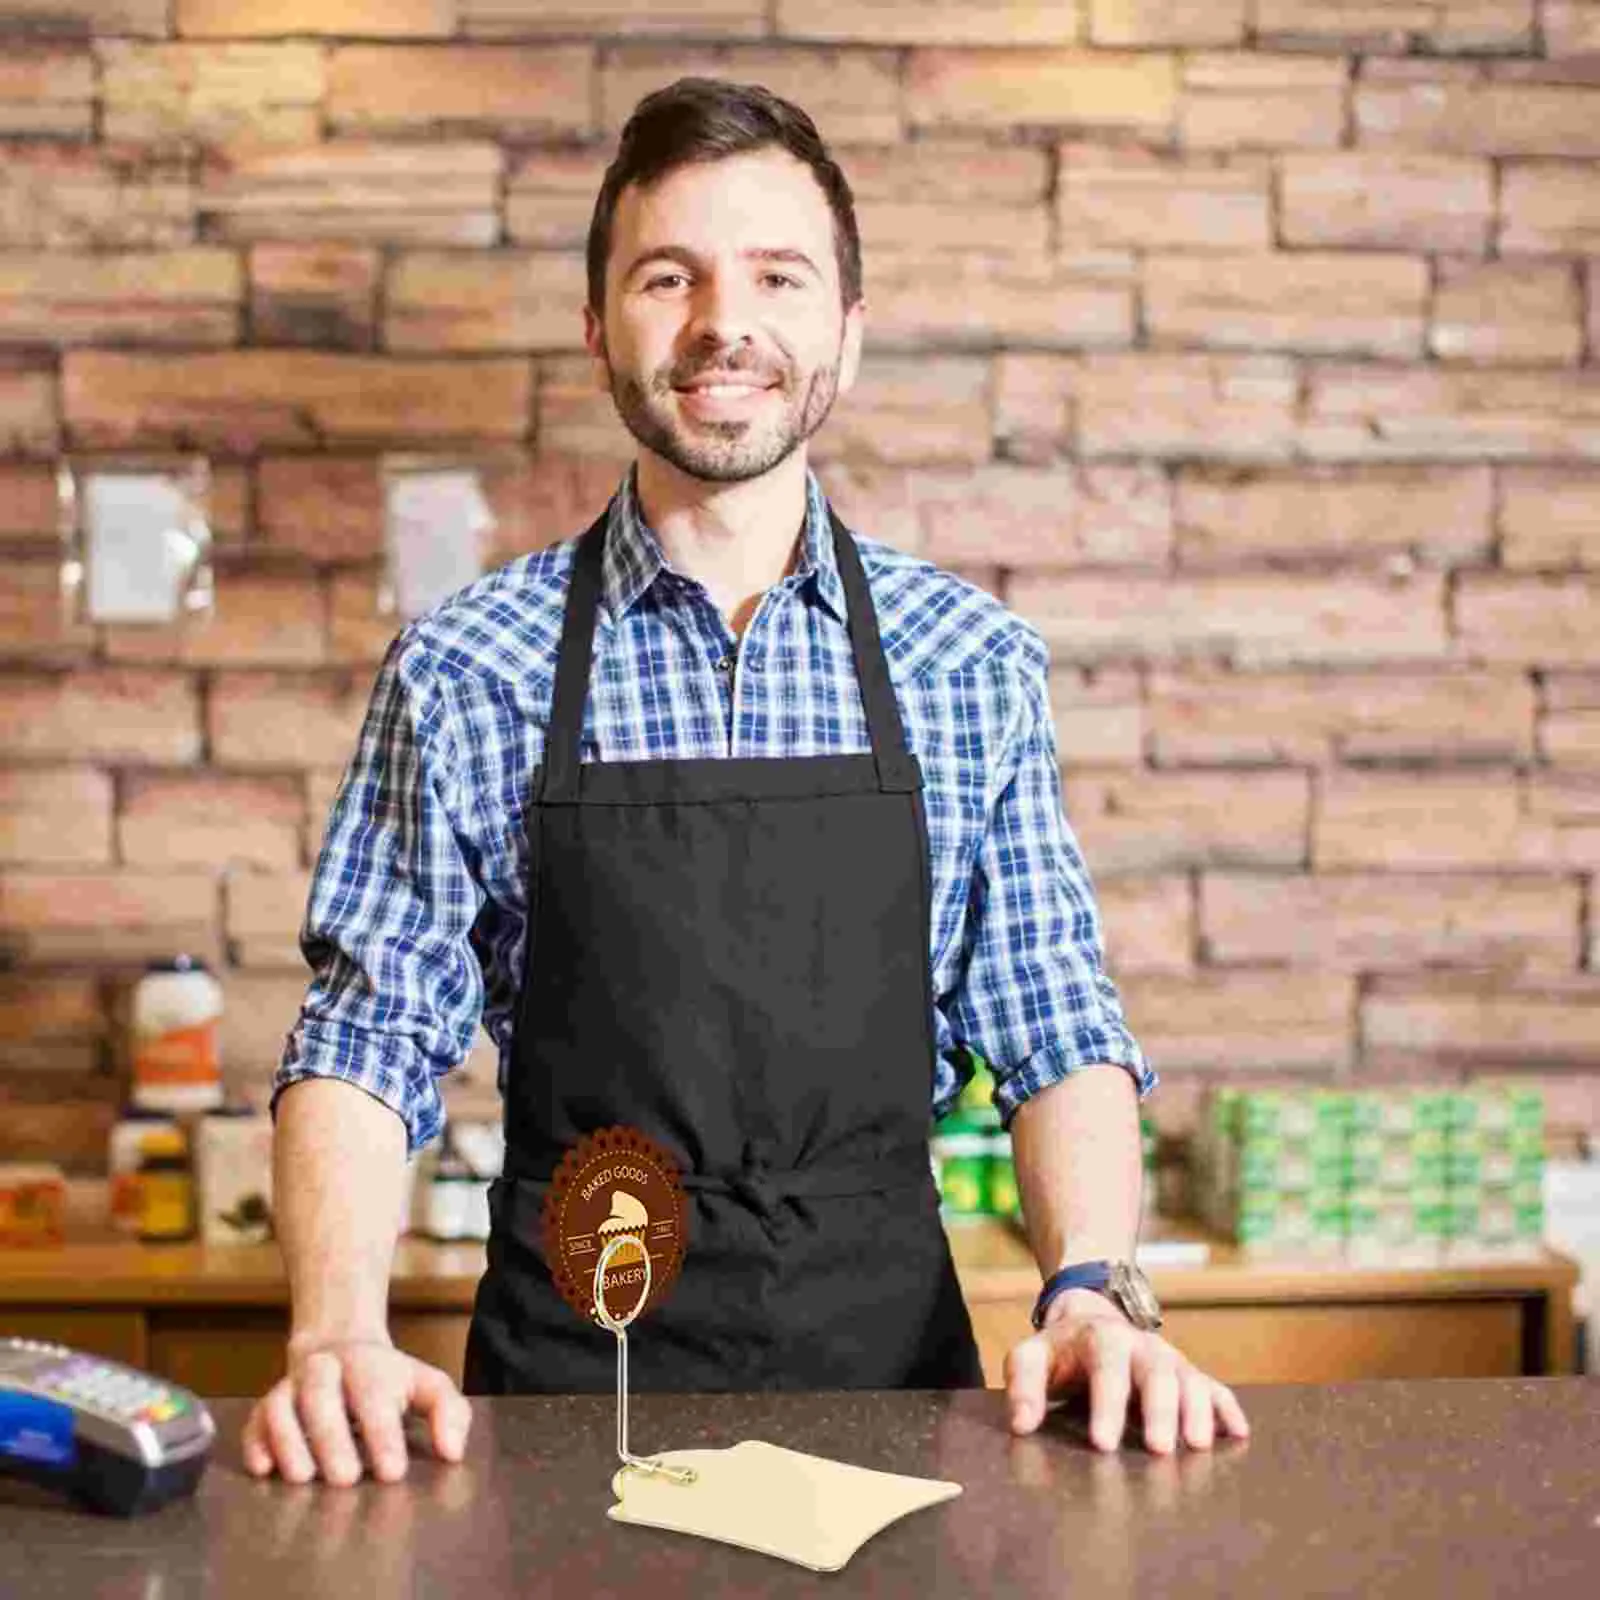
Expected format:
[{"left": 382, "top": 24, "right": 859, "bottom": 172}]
[{"left": 601, "top": 462, "right": 847, "bottom": 627}]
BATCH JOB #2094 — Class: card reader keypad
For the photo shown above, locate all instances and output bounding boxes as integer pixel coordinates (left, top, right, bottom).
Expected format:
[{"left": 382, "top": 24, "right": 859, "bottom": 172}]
[{"left": 35, "top": 1356, "right": 188, "bottom": 1425}]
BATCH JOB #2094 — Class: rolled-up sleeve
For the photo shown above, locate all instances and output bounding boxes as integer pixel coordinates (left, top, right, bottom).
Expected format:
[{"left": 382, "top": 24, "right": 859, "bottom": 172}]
[
  {"left": 942, "top": 626, "right": 1157, "bottom": 1130},
  {"left": 272, "top": 632, "right": 486, "bottom": 1156}
]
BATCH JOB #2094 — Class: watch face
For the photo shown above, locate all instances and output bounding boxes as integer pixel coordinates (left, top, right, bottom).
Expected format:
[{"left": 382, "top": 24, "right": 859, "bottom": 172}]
[{"left": 1112, "top": 1262, "right": 1163, "bottom": 1328}]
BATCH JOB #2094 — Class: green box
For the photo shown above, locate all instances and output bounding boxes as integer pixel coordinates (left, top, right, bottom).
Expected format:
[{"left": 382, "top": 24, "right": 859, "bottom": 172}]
[
  {"left": 1444, "top": 1195, "right": 1481, "bottom": 1237},
  {"left": 1413, "top": 1092, "right": 1454, "bottom": 1134}
]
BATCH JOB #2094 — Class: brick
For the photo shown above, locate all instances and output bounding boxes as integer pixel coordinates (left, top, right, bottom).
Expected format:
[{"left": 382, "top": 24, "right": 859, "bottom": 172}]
[
  {"left": 1363, "top": 975, "right": 1600, "bottom": 1070},
  {"left": 1061, "top": 768, "right": 1310, "bottom": 872},
  {"left": 866, "top": 251, "right": 1132, "bottom": 351},
  {"left": 0, "top": 249, "right": 239, "bottom": 348},
  {"left": 105, "top": 568, "right": 326, "bottom": 668},
  {"left": 227, "top": 868, "right": 313, "bottom": 968},
  {"left": 0, "top": 1102, "right": 117, "bottom": 1173},
  {"left": 1180, "top": 52, "right": 1346, "bottom": 151},
  {"left": 1357, "top": 74, "right": 1600, "bottom": 158},
  {"left": 599, "top": 46, "right": 903, "bottom": 145},
  {"left": 814, "top": 355, "right": 991, "bottom": 468},
  {"left": 219, "top": 971, "right": 315, "bottom": 1088},
  {"left": 1433, "top": 259, "right": 1583, "bottom": 366},
  {"left": 1498, "top": 162, "right": 1600, "bottom": 255},
  {"left": 1500, "top": 467, "right": 1600, "bottom": 569},
  {"left": 120, "top": 773, "right": 304, "bottom": 871},
  {"left": 1590, "top": 261, "right": 1600, "bottom": 359},
  {"left": 0, "top": 360, "right": 57, "bottom": 454},
  {"left": 1011, "top": 571, "right": 1448, "bottom": 666},
  {"left": 1099, "top": 875, "right": 1193, "bottom": 974},
  {"left": 1544, "top": 673, "right": 1600, "bottom": 712},
  {"left": 1148, "top": 666, "right": 1534, "bottom": 766},
  {"left": 209, "top": 671, "right": 373, "bottom": 769},
  {"left": 1314, "top": 769, "right": 1583, "bottom": 871},
  {"left": 774, "top": 0, "right": 1080, "bottom": 42},
  {"left": 0, "top": 461, "right": 56, "bottom": 544},
  {"left": 1118, "top": 969, "right": 1354, "bottom": 1071},
  {"left": 1145, "top": 252, "right": 1427, "bottom": 359},
  {"left": 1541, "top": 712, "right": 1600, "bottom": 765},
  {"left": 1065, "top": 352, "right": 1303, "bottom": 464},
  {"left": 466, "top": 0, "right": 764, "bottom": 36},
  {"left": 0, "top": 43, "right": 93, "bottom": 138},
  {"left": 0, "top": 870, "right": 219, "bottom": 966},
  {"left": 1544, "top": 2, "right": 1600, "bottom": 54},
  {"left": 202, "top": 141, "right": 501, "bottom": 248},
  {"left": 0, "top": 975, "right": 104, "bottom": 1075},
  {"left": 1175, "top": 465, "right": 1492, "bottom": 569},
  {"left": 0, "top": 561, "right": 95, "bottom": 664},
  {"left": 854, "top": 145, "right": 1053, "bottom": 260},
  {"left": 1280, "top": 153, "right": 1492, "bottom": 252},
  {"left": 1255, "top": 1, "right": 1535, "bottom": 52},
  {"left": 62, "top": 350, "right": 532, "bottom": 451},
  {"left": 0, "top": 769, "right": 112, "bottom": 868},
  {"left": 256, "top": 455, "right": 379, "bottom": 562},
  {"left": 1050, "top": 666, "right": 1146, "bottom": 765},
  {"left": 329, "top": 570, "right": 404, "bottom": 667},
  {"left": 477, "top": 451, "right": 626, "bottom": 560},
  {"left": 1456, "top": 574, "right": 1600, "bottom": 663},
  {"left": 1204, "top": 871, "right": 1579, "bottom": 972},
  {"left": 1058, "top": 145, "right": 1270, "bottom": 252},
  {"left": 328, "top": 44, "right": 592, "bottom": 137},
  {"left": 1089, "top": 0, "right": 1243, "bottom": 45},
  {"left": 533, "top": 355, "right": 634, "bottom": 460},
  {"left": 917, "top": 461, "right": 1170, "bottom": 568},
  {"left": 250, "top": 242, "right": 379, "bottom": 350},
  {"left": 811, "top": 463, "right": 920, "bottom": 553},
  {"left": 906, "top": 49, "right": 1178, "bottom": 135},
  {"left": 7, "top": 0, "right": 168, "bottom": 33},
  {"left": 0, "top": 142, "right": 194, "bottom": 251},
  {"left": 385, "top": 251, "right": 588, "bottom": 353},
  {"left": 179, "top": 0, "right": 455, "bottom": 34},
  {"left": 1304, "top": 364, "right": 1600, "bottom": 463},
  {"left": 506, "top": 148, "right": 608, "bottom": 251},
  {"left": 0, "top": 669, "right": 200, "bottom": 764},
  {"left": 98, "top": 42, "right": 323, "bottom": 146}
]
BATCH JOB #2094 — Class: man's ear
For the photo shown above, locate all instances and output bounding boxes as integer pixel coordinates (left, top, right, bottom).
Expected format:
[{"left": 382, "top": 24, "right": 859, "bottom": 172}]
[
  {"left": 582, "top": 303, "right": 610, "bottom": 390},
  {"left": 836, "top": 300, "right": 866, "bottom": 398}
]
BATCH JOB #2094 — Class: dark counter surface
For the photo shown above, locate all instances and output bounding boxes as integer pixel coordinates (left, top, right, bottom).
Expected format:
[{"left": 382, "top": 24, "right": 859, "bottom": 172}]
[{"left": 3, "top": 1380, "right": 1598, "bottom": 1599}]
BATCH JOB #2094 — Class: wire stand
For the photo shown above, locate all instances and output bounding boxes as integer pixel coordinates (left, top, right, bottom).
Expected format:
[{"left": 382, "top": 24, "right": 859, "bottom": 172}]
[{"left": 594, "top": 1234, "right": 697, "bottom": 1486}]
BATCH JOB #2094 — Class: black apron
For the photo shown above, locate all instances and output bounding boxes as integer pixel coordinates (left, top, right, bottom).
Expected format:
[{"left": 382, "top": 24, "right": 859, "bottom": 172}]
[{"left": 462, "top": 499, "right": 984, "bottom": 1394}]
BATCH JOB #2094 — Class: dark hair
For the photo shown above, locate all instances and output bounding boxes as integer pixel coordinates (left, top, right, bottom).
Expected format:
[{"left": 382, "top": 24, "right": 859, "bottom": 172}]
[{"left": 585, "top": 77, "right": 862, "bottom": 314}]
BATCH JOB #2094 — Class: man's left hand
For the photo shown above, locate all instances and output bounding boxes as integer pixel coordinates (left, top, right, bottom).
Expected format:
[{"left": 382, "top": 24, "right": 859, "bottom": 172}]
[{"left": 1004, "top": 1288, "right": 1251, "bottom": 1453}]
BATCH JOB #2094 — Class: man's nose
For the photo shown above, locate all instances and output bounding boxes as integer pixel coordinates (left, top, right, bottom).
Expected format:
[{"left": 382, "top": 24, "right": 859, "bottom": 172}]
[{"left": 685, "top": 273, "right": 761, "bottom": 348}]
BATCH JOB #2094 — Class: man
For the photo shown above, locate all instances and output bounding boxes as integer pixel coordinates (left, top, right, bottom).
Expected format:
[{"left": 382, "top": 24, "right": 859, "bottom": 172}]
[{"left": 243, "top": 78, "right": 1249, "bottom": 1488}]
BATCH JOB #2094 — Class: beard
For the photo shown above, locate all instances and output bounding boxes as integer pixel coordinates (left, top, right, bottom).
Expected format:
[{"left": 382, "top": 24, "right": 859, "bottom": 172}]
[{"left": 603, "top": 338, "right": 843, "bottom": 484}]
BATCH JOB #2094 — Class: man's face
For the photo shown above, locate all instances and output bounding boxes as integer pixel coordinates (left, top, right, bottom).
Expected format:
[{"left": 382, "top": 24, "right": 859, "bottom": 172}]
[{"left": 584, "top": 146, "right": 864, "bottom": 484}]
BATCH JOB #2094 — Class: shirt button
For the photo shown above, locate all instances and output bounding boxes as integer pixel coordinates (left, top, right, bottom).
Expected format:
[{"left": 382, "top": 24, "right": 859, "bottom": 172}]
[{"left": 714, "top": 655, "right": 734, "bottom": 673}]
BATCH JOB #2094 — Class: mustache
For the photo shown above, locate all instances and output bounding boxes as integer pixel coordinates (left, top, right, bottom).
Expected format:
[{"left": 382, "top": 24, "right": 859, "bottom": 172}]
[{"left": 664, "top": 352, "right": 785, "bottom": 387}]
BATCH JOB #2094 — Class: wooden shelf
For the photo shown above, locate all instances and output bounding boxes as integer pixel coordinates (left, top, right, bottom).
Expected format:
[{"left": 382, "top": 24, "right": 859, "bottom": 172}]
[{"left": 0, "top": 1215, "right": 1578, "bottom": 1394}]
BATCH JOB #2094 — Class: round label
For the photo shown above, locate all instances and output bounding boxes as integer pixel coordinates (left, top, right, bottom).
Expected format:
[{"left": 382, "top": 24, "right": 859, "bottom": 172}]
[{"left": 541, "top": 1125, "right": 688, "bottom": 1328}]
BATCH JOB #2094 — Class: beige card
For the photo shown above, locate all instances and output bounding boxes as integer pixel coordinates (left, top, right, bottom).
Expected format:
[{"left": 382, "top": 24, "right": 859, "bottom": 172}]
[{"left": 607, "top": 1439, "right": 962, "bottom": 1572}]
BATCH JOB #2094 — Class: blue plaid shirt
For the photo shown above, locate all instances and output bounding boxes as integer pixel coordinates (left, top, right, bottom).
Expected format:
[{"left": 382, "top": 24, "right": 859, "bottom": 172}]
[{"left": 276, "top": 465, "right": 1155, "bottom": 1156}]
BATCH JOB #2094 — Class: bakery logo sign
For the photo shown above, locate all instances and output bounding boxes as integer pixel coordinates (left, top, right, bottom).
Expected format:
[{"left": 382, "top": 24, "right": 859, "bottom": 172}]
[{"left": 542, "top": 1125, "right": 688, "bottom": 1326}]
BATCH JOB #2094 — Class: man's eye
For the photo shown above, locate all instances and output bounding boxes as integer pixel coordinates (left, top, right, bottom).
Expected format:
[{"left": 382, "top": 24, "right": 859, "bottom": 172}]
[
  {"left": 645, "top": 273, "right": 687, "bottom": 290},
  {"left": 763, "top": 273, "right": 802, "bottom": 289}
]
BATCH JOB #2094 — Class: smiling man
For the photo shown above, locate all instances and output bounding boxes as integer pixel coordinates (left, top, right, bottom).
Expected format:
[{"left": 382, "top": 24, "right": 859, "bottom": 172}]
[{"left": 245, "top": 77, "right": 1249, "bottom": 1489}]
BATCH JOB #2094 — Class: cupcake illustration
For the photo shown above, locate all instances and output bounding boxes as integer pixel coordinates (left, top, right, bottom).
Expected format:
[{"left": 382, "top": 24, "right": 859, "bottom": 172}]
[{"left": 596, "top": 1189, "right": 650, "bottom": 1270}]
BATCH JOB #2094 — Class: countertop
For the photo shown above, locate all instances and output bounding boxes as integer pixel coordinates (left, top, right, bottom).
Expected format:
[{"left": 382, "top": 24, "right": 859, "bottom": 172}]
[{"left": 2, "top": 1381, "right": 1598, "bottom": 1598}]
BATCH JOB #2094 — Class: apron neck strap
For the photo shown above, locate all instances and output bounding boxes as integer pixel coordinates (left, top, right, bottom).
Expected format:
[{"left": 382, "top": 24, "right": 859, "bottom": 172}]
[{"left": 540, "top": 494, "right": 919, "bottom": 803}]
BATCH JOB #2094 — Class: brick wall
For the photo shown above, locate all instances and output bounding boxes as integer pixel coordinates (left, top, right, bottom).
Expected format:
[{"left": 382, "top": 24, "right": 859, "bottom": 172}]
[{"left": 1, "top": 0, "right": 1598, "bottom": 1171}]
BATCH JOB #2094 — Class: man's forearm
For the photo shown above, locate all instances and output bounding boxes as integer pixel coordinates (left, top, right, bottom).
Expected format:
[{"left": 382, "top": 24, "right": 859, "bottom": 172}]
[
  {"left": 274, "top": 1078, "right": 410, "bottom": 1352},
  {"left": 1008, "top": 1067, "right": 1143, "bottom": 1279}
]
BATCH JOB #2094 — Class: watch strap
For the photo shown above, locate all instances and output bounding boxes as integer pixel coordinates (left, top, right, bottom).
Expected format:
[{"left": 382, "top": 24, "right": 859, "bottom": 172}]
[{"left": 1030, "top": 1259, "right": 1115, "bottom": 1331}]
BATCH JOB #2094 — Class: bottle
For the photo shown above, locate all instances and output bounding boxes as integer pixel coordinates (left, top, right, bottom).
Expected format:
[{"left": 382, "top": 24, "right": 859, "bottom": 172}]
[
  {"left": 130, "top": 955, "right": 224, "bottom": 1115},
  {"left": 137, "top": 1125, "right": 196, "bottom": 1243}
]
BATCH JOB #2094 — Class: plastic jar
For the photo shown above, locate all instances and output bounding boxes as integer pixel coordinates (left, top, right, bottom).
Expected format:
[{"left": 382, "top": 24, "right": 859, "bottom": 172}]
[{"left": 130, "top": 955, "right": 224, "bottom": 1114}]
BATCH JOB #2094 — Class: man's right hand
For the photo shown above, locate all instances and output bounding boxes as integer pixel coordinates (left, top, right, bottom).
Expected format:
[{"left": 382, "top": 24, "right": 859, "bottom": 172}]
[{"left": 241, "top": 1335, "right": 473, "bottom": 1486}]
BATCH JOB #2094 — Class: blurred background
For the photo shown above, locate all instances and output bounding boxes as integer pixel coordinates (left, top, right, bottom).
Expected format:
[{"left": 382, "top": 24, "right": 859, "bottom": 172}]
[{"left": 1, "top": 3, "right": 1598, "bottom": 1388}]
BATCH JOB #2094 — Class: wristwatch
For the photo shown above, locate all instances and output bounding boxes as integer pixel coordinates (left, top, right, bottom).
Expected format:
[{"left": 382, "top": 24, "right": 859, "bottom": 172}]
[{"left": 1031, "top": 1259, "right": 1163, "bottom": 1332}]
